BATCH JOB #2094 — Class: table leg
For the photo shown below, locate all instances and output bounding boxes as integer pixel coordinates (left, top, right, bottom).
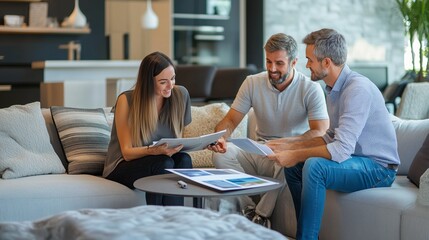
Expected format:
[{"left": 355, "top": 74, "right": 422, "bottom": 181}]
[{"left": 193, "top": 197, "right": 204, "bottom": 208}]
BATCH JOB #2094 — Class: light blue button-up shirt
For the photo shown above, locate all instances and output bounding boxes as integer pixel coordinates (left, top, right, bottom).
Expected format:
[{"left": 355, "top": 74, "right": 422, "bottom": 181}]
[{"left": 322, "top": 65, "right": 400, "bottom": 168}]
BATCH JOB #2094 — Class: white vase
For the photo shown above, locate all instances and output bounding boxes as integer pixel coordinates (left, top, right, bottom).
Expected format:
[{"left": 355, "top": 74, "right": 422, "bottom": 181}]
[
  {"left": 141, "top": 0, "right": 158, "bottom": 29},
  {"left": 63, "top": 0, "right": 87, "bottom": 28}
]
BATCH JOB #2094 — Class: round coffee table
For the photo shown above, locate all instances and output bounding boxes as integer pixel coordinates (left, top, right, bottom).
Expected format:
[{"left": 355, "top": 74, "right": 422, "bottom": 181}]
[{"left": 134, "top": 173, "right": 283, "bottom": 208}]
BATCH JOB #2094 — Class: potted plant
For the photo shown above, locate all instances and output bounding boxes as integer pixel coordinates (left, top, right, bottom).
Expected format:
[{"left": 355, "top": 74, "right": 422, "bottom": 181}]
[{"left": 396, "top": 0, "right": 429, "bottom": 82}]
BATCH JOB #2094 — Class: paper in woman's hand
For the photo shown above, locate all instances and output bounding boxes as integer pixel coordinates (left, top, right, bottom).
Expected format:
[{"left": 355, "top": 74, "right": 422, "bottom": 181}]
[{"left": 154, "top": 129, "right": 226, "bottom": 152}]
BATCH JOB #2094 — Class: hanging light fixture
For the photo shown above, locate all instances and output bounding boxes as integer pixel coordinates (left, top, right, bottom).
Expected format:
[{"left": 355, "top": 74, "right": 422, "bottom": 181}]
[{"left": 141, "top": 0, "right": 158, "bottom": 29}]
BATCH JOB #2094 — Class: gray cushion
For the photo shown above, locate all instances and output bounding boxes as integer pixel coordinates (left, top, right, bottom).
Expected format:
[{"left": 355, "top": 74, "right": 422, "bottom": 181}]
[
  {"left": 0, "top": 102, "right": 65, "bottom": 179},
  {"left": 51, "top": 107, "right": 110, "bottom": 175},
  {"left": 408, "top": 134, "right": 429, "bottom": 187}
]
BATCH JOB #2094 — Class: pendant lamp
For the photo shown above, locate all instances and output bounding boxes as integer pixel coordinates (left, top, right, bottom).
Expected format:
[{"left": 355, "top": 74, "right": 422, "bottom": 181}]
[{"left": 141, "top": 0, "right": 158, "bottom": 29}]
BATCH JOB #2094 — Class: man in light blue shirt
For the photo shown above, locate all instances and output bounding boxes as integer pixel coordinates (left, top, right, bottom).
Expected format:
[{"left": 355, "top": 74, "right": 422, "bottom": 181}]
[
  {"left": 267, "top": 28, "right": 400, "bottom": 240},
  {"left": 208, "top": 33, "right": 329, "bottom": 229}
]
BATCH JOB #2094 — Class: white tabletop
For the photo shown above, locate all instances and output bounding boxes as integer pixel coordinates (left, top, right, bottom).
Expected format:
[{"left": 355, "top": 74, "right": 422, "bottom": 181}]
[{"left": 134, "top": 173, "right": 283, "bottom": 198}]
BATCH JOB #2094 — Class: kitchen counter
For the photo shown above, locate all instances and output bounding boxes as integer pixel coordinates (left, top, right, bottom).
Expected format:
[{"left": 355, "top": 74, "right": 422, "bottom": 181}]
[
  {"left": 32, "top": 60, "right": 140, "bottom": 82},
  {"left": 33, "top": 60, "right": 141, "bottom": 108}
]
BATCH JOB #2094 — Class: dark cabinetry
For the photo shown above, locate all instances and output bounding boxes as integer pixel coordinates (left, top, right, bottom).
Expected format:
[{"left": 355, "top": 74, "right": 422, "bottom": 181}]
[
  {"left": 173, "top": 0, "right": 240, "bottom": 67},
  {"left": 0, "top": 63, "right": 42, "bottom": 107},
  {"left": 0, "top": 0, "right": 105, "bottom": 63},
  {"left": 174, "top": 0, "right": 207, "bottom": 14},
  {"left": 0, "top": 0, "right": 106, "bottom": 108}
]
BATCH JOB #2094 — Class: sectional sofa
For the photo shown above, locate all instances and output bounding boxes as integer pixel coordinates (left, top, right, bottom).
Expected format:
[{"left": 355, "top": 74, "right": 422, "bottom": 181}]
[
  {"left": 0, "top": 101, "right": 428, "bottom": 240},
  {"left": 0, "top": 102, "right": 247, "bottom": 223}
]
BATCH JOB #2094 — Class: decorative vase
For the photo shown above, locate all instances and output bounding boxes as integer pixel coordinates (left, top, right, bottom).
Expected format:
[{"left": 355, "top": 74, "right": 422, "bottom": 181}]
[
  {"left": 62, "top": 0, "right": 87, "bottom": 28},
  {"left": 141, "top": 0, "right": 158, "bottom": 29}
]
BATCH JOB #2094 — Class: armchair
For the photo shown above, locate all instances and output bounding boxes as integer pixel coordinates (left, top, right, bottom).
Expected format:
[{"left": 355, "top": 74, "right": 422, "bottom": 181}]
[{"left": 175, "top": 65, "right": 217, "bottom": 104}]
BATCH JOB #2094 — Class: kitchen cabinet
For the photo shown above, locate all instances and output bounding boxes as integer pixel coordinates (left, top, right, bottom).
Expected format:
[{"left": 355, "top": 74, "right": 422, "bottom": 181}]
[
  {"left": 105, "top": 0, "right": 172, "bottom": 60},
  {"left": 0, "top": 0, "right": 104, "bottom": 63},
  {"left": 0, "top": 0, "right": 105, "bottom": 108},
  {"left": 173, "top": 0, "right": 241, "bottom": 67},
  {"left": 0, "top": 63, "right": 42, "bottom": 108}
]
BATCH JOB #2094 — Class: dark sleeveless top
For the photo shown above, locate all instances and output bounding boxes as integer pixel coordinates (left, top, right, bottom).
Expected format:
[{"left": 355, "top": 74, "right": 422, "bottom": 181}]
[{"left": 102, "top": 86, "right": 191, "bottom": 177}]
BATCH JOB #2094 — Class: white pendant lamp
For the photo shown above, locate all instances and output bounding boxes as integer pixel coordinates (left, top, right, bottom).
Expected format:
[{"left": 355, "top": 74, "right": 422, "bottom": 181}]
[{"left": 141, "top": 0, "right": 158, "bottom": 29}]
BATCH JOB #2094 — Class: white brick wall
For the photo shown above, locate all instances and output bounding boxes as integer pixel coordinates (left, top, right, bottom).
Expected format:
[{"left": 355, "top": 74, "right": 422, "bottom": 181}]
[{"left": 263, "top": 0, "right": 405, "bottom": 84}]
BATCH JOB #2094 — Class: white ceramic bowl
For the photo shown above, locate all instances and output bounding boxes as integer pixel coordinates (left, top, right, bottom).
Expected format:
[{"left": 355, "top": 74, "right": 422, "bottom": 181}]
[{"left": 4, "top": 15, "right": 24, "bottom": 27}]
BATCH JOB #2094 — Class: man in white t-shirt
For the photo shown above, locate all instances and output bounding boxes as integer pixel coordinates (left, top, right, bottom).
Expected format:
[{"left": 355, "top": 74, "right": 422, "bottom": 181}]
[{"left": 208, "top": 33, "right": 329, "bottom": 228}]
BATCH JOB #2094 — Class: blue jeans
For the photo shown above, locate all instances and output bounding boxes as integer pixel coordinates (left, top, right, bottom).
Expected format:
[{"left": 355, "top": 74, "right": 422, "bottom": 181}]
[{"left": 284, "top": 156, "right": 396, "bottom": 240}]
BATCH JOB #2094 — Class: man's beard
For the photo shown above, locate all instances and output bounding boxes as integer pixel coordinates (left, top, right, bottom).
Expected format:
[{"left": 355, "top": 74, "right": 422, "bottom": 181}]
[
  {"left": 269, "top": 67, "right": 293, "bottom": 86},
  {"left": 310, "top": 68, "right": 328, "bottom": 81}
]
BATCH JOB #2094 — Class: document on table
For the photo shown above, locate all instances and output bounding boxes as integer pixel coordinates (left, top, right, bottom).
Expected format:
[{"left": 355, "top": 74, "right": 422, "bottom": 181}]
[
  {"left": 167, "top": 168, "right": 279, "bottom": 191},
  {"left": 228, "top": 138, "right": 274, "bottom": 156},
  {"left": 153, "top": 129, "right": 226, "bottom": 152}
]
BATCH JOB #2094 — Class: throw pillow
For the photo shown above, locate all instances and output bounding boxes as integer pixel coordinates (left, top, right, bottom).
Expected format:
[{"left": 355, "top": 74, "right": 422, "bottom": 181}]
[
  {"left": 0, "top": 102, "right": 65, "bottom": 179},
  {"left": 391, "top": 115, "right": 429, "bottom": 175},
  {"left": 183, "top": 103, "right": 247, "bottom": 168},
  {"left": 51, "top": 107, "right": 111, "bottom": 175},
  {"left": 408, "top": 133, "right": 429, "bottom": 187}
]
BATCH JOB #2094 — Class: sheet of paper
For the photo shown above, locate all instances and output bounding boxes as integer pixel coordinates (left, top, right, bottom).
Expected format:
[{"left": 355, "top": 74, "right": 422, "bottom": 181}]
[
  {"left": 153, "top": 129, "right": 226, "bottom": 152},
  {"left": 228, "top": 138, "right": 274, "bottom": 156},
  {"left": 167, "top": 168, "right": 279, "bottom": 191}
]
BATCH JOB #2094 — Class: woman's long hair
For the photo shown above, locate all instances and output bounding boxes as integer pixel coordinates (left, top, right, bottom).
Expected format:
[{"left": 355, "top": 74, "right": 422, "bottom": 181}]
[{"left": 130, "top": 52, "right": 185, "bottom": 146}]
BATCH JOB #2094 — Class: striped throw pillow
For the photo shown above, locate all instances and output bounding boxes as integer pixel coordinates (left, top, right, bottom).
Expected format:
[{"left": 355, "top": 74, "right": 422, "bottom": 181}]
[{"left": 51, "top": 107, "right": 111, "bottom": 175}]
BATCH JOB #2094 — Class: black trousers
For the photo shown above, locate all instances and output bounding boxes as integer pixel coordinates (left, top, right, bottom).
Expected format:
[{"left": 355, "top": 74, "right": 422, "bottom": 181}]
[{"left": 106, "top": 152, "right": 192, "bottom": 206}]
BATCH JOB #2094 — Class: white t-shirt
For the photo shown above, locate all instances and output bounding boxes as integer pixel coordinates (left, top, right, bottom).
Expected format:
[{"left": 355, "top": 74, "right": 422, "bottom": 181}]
[{"left": 231, "top": 69, "right": 328, "bottom": 140}]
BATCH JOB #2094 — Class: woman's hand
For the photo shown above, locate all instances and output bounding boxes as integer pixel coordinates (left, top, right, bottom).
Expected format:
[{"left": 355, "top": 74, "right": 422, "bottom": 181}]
[
  {"left": 149, "top": 143, "right": 183, "bottom": 157},
  {"left": 207, "top": 137, "right": 227, "bottom": 153}
]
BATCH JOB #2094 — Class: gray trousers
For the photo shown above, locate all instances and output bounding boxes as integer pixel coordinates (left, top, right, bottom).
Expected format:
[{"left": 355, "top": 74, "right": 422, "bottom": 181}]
[{"left": 212, "top": 143, "right": 285, "bottom": 218}]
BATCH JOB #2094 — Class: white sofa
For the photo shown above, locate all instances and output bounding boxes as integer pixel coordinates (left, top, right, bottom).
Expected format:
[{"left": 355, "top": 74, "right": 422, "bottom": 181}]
[{"left": 1, "top": 102, "right": 428, "bottom": 240}]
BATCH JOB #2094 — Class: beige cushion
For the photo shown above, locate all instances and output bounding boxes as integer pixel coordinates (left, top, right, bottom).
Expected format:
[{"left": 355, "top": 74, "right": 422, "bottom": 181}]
[
  {"left": 184, "top": 103, "right": 247, "bottom": 168},
  {"left": 418, "top": 169, "right": 429, "bottom": 205},
  {"left": 0, "top": 102, "right": 65, "bottom": 179},
  {"left": 396, "top": 82, "right": 429, "bottom": 119}
]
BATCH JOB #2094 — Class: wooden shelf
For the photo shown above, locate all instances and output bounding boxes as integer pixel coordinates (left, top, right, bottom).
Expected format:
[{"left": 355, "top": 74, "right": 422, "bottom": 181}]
[
  {"left": 0, "top": 26, "right": 91, "bottom": 34},
  {"left": 0, "top": 0, "right": 43, "bottom": 2}
]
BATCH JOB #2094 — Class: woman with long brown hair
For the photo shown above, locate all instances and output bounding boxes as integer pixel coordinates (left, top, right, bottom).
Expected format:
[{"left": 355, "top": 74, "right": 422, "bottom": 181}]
[{"left": 103, "top": 52, "right": 192, "bottom": 206}]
